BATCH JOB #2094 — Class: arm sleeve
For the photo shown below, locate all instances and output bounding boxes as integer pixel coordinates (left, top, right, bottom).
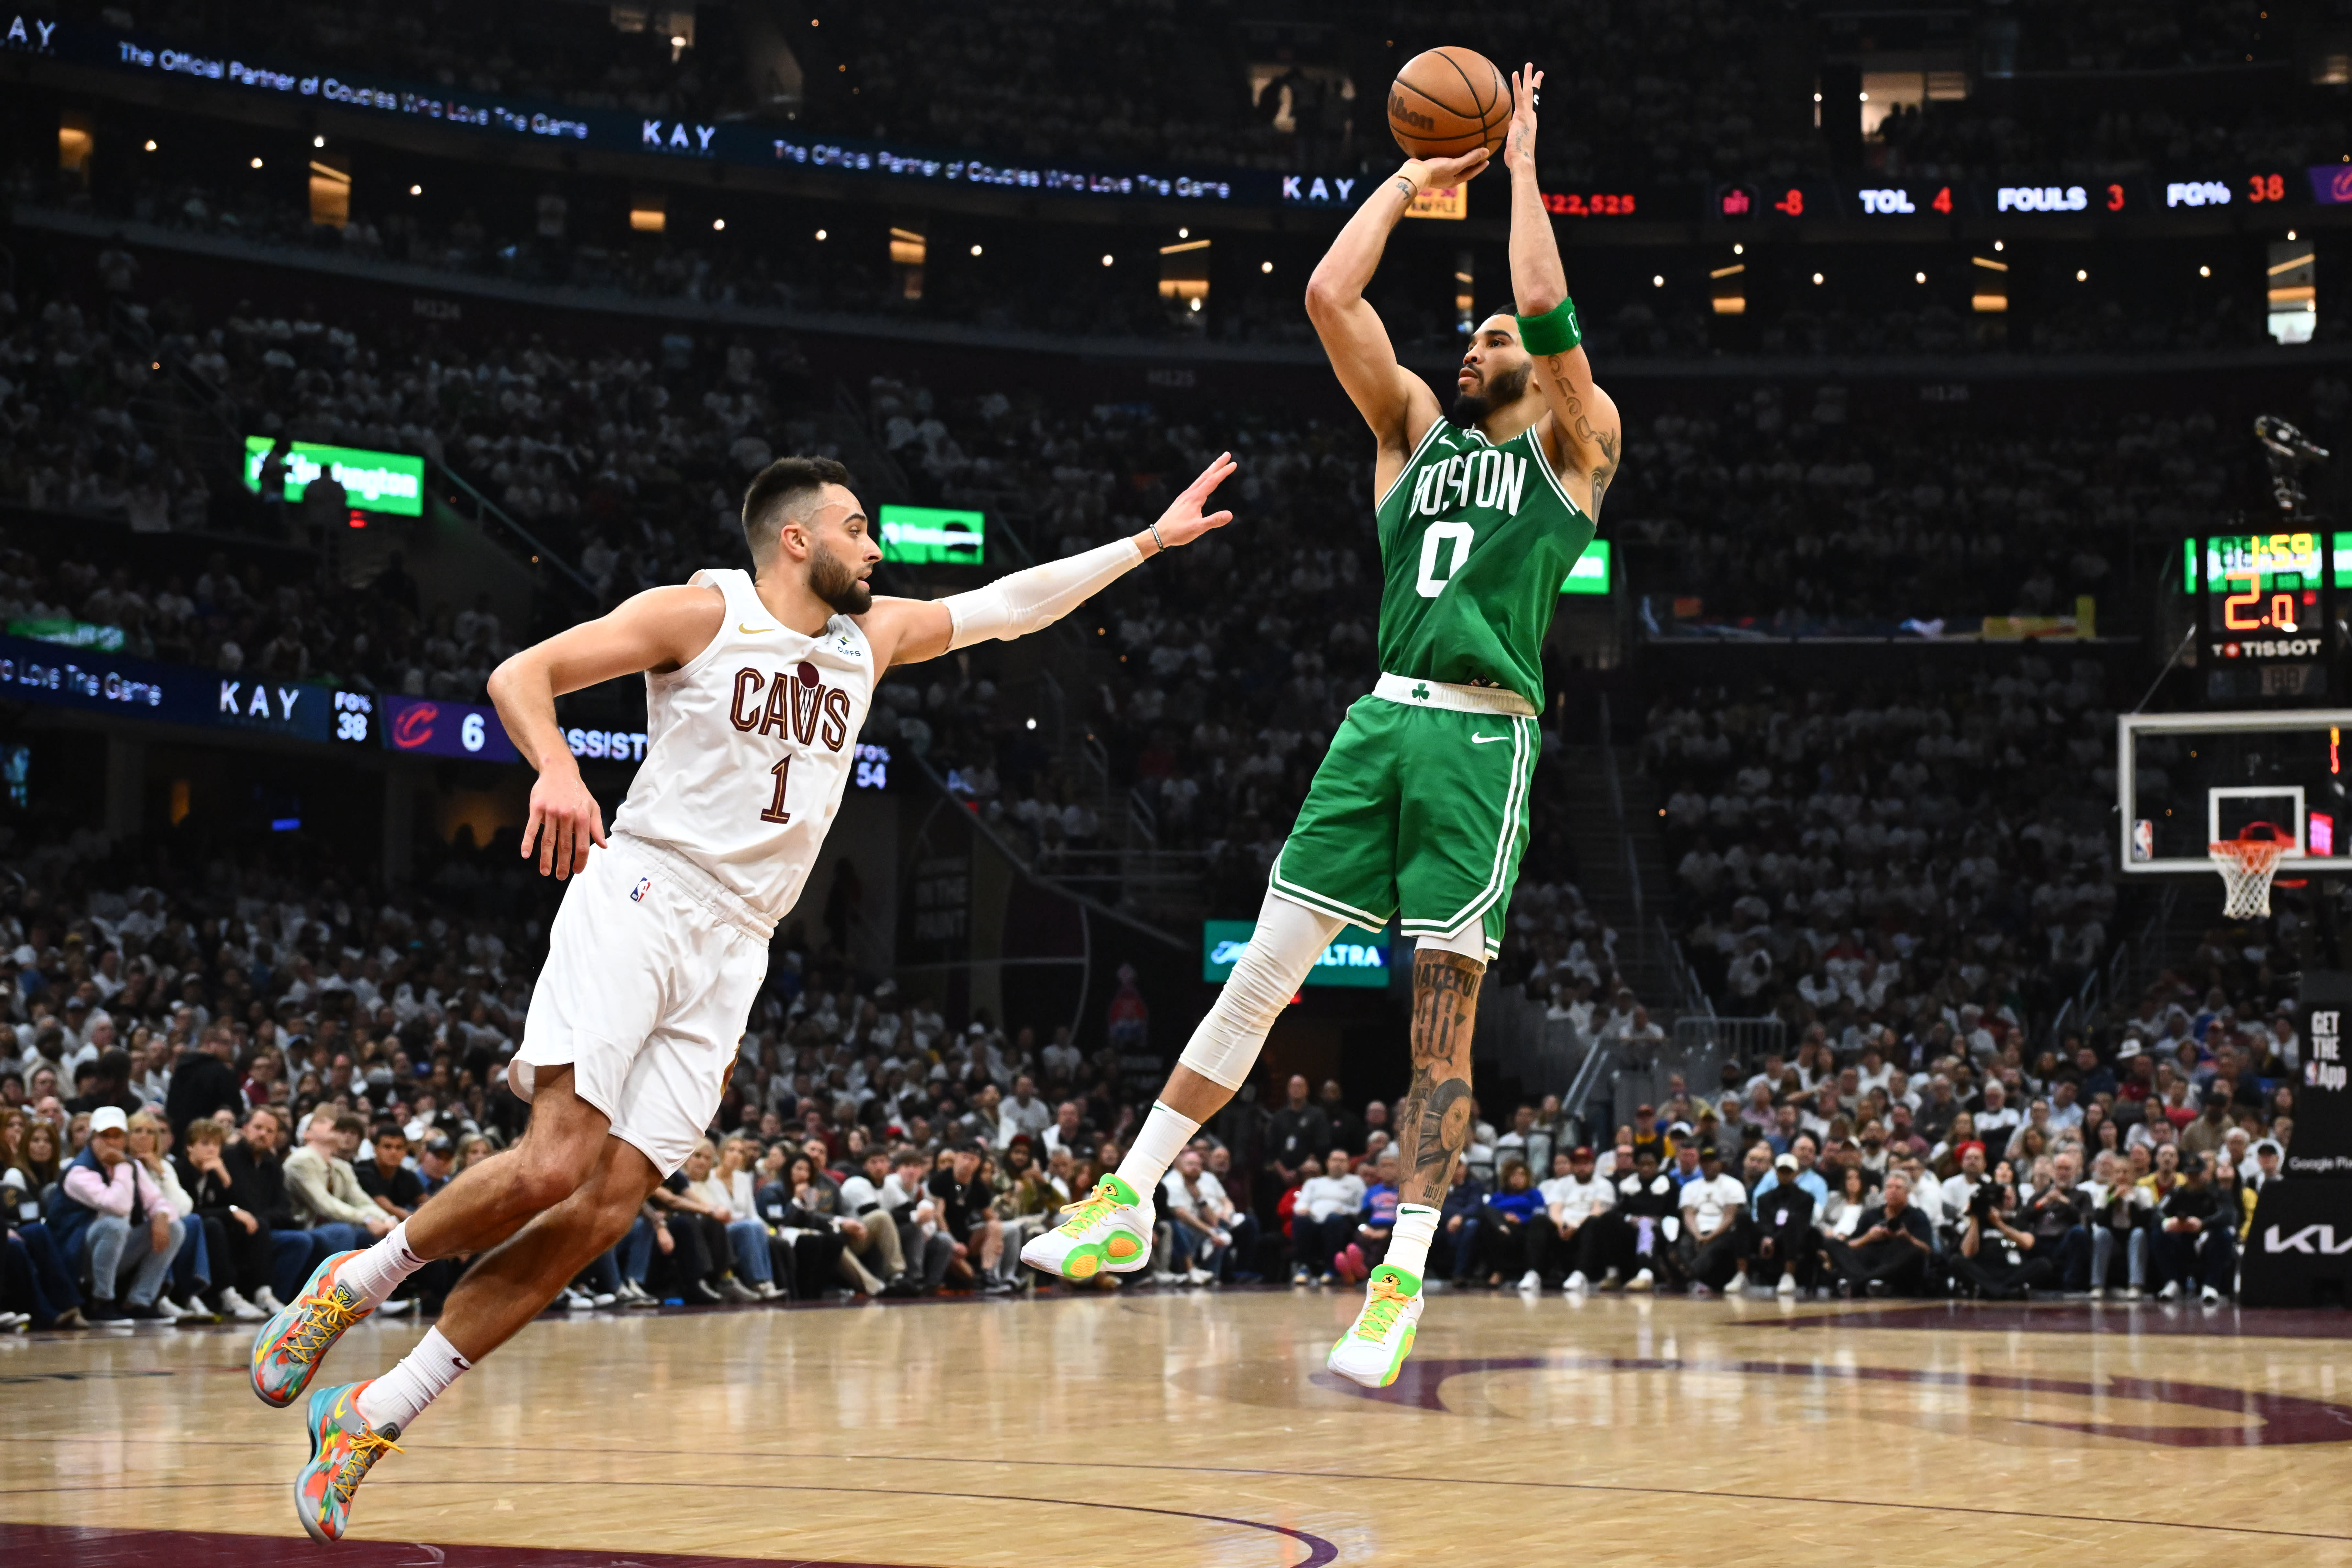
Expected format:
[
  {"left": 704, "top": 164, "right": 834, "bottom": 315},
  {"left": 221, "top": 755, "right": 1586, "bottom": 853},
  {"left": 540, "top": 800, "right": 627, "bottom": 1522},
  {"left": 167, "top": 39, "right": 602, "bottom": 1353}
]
[{"left": 941, "top": 539, "right": 1145, "bottom": 651}]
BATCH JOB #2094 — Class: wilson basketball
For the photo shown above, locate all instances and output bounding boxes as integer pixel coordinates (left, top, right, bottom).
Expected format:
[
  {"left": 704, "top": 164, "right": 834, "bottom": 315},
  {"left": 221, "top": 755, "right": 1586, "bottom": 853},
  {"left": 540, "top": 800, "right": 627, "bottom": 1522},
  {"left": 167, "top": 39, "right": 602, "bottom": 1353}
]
[{"left": 1387, "top": 46, "right": 1510, "bottom": 160}]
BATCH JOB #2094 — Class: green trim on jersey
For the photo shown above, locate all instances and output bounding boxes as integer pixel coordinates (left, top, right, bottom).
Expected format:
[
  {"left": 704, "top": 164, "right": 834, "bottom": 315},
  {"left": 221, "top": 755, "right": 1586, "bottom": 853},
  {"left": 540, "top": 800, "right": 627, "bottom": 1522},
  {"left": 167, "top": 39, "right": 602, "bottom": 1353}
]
[{"left": 1374, "top": 417, "right": 1594, "bottom": 705}]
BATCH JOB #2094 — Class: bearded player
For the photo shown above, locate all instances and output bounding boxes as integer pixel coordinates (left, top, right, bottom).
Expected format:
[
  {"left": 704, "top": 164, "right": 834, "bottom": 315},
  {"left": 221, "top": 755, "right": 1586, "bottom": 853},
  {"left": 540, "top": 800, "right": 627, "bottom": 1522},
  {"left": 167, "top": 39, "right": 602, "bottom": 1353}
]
[
  {"left": 245, "top": 449, "right": 1236, "bottom": 1541},
  {"left": 1023, "top": 65, "right": 1619, "bottom": 1387}
]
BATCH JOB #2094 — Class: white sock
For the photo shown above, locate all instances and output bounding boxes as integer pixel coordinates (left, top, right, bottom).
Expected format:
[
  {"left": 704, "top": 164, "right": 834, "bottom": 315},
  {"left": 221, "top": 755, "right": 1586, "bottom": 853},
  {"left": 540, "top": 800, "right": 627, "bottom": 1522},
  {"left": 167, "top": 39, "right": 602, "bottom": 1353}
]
[
  {"left": 356, "top": 1326, "right": 470, "bottom": 1435},
  {"left": 337, "top": 1220, "right": 426, "bottom": 1310},
  {"left": 1113, "top": 1101, "right": 1198, "bottom": 1204},
  {"left": 1386, "top": 1204, "right": 1441, "bottom": 1283}
]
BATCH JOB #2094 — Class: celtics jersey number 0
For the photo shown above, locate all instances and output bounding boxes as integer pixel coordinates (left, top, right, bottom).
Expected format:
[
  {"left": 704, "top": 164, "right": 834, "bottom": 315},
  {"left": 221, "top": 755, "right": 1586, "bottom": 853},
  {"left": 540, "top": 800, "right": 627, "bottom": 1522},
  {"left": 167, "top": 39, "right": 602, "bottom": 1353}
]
[{"left": 1374, "top": 417, "right": 1594, "bottom": 705}]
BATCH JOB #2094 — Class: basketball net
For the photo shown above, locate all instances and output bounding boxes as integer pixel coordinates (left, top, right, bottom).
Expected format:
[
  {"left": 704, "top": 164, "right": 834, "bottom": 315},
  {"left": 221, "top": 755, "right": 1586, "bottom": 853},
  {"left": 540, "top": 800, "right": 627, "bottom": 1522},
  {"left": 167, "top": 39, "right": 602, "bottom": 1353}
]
[{"left": 2209, "top": 823, "right": 2292, "bottom": 919}]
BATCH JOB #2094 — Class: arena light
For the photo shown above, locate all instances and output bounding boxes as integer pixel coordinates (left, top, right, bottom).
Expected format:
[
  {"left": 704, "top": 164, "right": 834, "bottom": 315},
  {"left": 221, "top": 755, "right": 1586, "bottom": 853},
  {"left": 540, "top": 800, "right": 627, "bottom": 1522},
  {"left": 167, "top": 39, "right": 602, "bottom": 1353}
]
[
  {"left": 815, "top": 228, "right": 827, "bottom": 240},
  {"left": 970, "top": 244, "right": 983, "bottom": 256},
  {"left": 2077, "top": 269, "right": 2089, "bottom": 281},
  {"left": 712, "top": 218, "right": 726, "bottom": 231},
  {"left": 1915, "top": 271, "right": 1927, "bottom": 283},
  {"left": 1261, "top": 260, "right": 1273, "bottom": 273},
  {"left": 2202, "top": 265, "right": 2213, "bottom": 277},
  {"left": 1812, "top": 272, "right": 1824, "bottom": 285},
  {"left": 1102, "top": 254, "right": 1114, "bottom": 267},
  {"left": 143, "top": 139, "right": 156, "bottom": 152},
  {"left": 313, "top": 135, "right": 325, "bottom": 148},
  {"left": 250, "top": 157, "right": 263, "bottom": 169},
  {"left": 1652, "top": 274, "right": 1665, "bottom": 287},
  {"left": 409, "top": 184, "right": 422, "bottom": 195}
]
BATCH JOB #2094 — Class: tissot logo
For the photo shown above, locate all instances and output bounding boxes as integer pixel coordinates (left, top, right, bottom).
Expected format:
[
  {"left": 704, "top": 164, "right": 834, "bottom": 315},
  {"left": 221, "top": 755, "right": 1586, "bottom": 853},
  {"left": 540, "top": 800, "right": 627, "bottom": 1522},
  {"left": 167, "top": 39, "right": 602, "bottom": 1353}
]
[
  {"left": 643, "top": 120, "right": 718, "bottom": 154},
  {"left": 2263, "top": 1223, "right": 2352, "bottom": 1255}
]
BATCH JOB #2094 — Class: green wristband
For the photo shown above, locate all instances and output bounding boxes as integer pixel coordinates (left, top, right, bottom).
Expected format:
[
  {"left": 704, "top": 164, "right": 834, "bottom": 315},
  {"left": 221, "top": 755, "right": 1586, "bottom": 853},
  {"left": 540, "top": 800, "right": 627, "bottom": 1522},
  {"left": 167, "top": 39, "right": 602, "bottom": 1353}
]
[{"left": 1516, "top": 297, "right": 1582, "bottom": 356}]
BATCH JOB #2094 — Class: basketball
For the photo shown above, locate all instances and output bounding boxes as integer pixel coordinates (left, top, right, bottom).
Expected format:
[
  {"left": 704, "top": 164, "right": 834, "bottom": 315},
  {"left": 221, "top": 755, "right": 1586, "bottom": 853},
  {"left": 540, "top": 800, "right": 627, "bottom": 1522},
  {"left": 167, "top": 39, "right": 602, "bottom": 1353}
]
[{"left": 1387, "top": 46, "right": 1511, "bottom": 160}]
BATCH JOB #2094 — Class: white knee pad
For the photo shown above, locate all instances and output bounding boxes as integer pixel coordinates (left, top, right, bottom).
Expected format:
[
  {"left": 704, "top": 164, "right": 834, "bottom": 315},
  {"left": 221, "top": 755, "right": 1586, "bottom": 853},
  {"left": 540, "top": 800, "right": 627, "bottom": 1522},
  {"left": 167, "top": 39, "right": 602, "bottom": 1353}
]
[
  {"left": 1177, "top": 890, "right": 1346, "bottom": 1090},
  {"left": 1414, "top": 917, "right": 1492, "bottom": 964}
]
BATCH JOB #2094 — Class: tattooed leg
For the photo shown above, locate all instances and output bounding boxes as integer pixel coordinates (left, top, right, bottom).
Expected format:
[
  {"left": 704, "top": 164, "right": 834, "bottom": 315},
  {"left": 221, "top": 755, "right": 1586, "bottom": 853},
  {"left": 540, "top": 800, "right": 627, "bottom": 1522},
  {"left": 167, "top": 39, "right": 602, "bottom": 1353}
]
[{"left": 1395, "top": 949, "right": 1485, "bottom": 1208}]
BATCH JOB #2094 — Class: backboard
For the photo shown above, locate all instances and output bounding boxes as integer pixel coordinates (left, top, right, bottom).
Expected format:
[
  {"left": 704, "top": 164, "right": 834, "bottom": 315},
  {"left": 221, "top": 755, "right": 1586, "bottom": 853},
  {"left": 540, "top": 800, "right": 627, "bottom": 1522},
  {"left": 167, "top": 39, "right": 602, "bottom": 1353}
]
[{"left": 2118, "top": 708, "right": 2352, "bottom": 874}]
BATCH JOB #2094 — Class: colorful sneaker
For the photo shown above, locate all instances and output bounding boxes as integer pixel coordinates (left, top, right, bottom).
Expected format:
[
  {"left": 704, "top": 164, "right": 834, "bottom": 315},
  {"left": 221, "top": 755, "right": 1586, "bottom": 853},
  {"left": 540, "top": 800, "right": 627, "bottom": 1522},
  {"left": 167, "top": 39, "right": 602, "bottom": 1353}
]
[
  {"left": 252, "top": 1251, "right": 371, "bottom": 1408},
  {"left": 1326, "top": 1264, "right": 1424, "bottom": 1389},
  {"left": 1019, "top": 1175, "right": 1154, "bottom": 1280},
  {"left": 293, "top": 1380, "right": 402, "bottom": 1544}
]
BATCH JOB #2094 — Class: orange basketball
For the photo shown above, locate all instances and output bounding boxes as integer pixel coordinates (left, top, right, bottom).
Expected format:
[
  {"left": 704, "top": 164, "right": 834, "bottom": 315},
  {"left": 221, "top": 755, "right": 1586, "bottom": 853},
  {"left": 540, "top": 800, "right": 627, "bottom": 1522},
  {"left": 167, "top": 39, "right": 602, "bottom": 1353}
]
[{"left": 1387, "top": 46, "right": 1511, "bottom": 161}]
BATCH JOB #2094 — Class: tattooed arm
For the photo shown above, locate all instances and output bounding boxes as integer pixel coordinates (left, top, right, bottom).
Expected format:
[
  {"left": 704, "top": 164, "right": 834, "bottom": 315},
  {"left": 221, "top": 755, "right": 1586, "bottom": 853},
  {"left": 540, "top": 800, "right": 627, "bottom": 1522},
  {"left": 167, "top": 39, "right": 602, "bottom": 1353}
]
[
  {"left": 1393, "top": 949, "right": 1486, "bottom": 1209},
  {"left": 1502, "top": 63, "right": 1623, "bottom": 521}
]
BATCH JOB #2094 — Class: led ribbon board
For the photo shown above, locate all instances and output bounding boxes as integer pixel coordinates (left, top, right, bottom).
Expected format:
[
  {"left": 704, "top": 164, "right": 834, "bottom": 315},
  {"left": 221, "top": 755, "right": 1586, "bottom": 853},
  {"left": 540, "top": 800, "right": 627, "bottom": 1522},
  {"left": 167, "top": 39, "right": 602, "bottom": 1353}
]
[{"left": 242, "top": 437, "right": 425, "bottom": 516}]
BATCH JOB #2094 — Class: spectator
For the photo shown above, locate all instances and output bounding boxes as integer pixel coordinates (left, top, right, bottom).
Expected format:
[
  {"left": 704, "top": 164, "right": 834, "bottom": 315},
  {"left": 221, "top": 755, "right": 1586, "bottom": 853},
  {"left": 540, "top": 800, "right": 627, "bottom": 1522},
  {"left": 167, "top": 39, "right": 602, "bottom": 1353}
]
[
  {"left": 48, "top": 1106, "right": 184, "bottom": 1320},
  {"left": 1264, "top": 1075, "right": 1330, "bottom": 1197},
  {"left": 1594, "top": 1146, "right": 1680, "bottom": 1292},
  {"left": 1291, "top": 1149, "right": 1365, "bottom": 1287},
  {"left": 2153, "top": 1153, "right": 2237, "bottom": 1305},
  {"left": 1821, "top": 1168, "right": 1936, "bottom": 1298},
  {"left": 125, "top": 1109, "right": 213, "bottom": 1320},
  {"left": 283, "top": 1110, "right": 396, "bottom": 1264},
  {"left": 1161, "top": 1145, "right": 1240, "bottom": 1285},
  {"left": 1676, "top": 1145, "right": 1748, "bottom": 1296},
  {"left": 164, "top": 1027, "right": 241, "bottom": 1137},
  {"left": 168, "top": 1117, "right": 269, "bottom": 1321},
  {"left": 221, "top": 1106, "right": 317, "bottom": 1308},
  {"left": 1538, "top": 1145, "right": 1614, "bottom": 1293},
  {"left": 1749, "top": 1151, "right": 1820, "bottom": 1298},
  {"left": 1480, "top": 1159, "right": 1546, "bottom": 1291},
  {"left": 2, "top": 1164, "right": 88, "bottom": 1329}
]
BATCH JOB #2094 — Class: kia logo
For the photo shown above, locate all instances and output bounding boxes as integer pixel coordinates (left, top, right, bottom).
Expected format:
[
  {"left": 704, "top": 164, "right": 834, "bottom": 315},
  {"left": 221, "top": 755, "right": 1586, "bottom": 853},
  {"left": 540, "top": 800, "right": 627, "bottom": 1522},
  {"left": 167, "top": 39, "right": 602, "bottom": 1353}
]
[
  {"left": 2264, "top": 1223, "right": 2352, "bottom": 1255},
  {"left": 391, "top": 703, "right": 439, "bottom": 750}
]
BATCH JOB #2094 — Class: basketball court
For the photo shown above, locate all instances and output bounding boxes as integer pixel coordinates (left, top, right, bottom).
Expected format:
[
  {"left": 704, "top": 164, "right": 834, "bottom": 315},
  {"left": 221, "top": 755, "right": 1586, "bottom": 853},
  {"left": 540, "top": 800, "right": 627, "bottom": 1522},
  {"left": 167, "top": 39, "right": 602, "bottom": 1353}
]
[{"left": 6, "top": 1294, "right": 2351, "bottom": 1567}]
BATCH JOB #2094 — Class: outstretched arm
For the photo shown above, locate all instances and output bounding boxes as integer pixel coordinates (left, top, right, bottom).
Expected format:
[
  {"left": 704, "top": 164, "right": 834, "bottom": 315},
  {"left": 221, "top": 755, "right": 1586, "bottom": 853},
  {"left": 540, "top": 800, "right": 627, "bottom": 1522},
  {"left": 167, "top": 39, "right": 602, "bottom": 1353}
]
[
  {"left": 488, "top": 584, "right": 724, "bottom": 879},
  {"left": 1503, "top": 65, "right": 1623, "bottom": 519},
  {"left": 1305, "top": 149, "right": 1490, "bottom": 477},
  {"left": 860, "top": 453, "right": 1237, "bottom": 671}
]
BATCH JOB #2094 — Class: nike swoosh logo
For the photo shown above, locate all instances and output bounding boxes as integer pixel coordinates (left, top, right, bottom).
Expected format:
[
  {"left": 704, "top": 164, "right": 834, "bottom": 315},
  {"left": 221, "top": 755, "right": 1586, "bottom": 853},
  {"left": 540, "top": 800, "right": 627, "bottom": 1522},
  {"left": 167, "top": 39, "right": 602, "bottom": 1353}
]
[
  {"left": 1470, "top": 733, "right": 1511, "bottom": 745},
  {"left": 739, "top": 622, "right": 778, "bottom": 634}
]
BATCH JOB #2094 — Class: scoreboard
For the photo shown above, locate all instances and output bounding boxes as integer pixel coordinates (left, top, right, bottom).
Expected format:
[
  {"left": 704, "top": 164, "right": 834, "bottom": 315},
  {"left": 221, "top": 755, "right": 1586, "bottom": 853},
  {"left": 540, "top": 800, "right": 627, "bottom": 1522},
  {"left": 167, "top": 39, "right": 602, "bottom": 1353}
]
[{"left": 2186, "top": 532, "right": 2344, "bottom": 666}]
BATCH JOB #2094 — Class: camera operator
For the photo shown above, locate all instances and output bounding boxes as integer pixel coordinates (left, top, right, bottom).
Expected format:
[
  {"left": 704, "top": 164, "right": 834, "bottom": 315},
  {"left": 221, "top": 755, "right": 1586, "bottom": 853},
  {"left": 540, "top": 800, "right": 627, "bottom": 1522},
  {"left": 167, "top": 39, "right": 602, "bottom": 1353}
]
[{"left": 1953, "top": 1173, "right": 2054, "bottom": 1299}]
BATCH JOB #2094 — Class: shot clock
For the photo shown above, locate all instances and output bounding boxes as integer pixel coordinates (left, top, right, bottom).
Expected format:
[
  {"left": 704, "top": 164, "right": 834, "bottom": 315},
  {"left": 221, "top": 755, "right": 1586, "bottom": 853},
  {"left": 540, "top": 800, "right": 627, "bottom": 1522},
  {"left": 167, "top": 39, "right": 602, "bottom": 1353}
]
[{"left": 2186, "top": 531, "right": 2346, "bottom": 662}]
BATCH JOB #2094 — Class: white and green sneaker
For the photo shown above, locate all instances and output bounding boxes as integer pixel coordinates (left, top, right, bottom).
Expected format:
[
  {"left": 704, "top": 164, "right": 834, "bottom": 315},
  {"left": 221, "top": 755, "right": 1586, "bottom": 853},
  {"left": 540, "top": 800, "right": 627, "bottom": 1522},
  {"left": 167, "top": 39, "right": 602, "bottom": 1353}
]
[
  {"left": 1019, "top": 1174, "right": 1155, "bottom": 1280},
  {"left": 1326, "top": 1263, "right": 1424, "bottom": 1388}
]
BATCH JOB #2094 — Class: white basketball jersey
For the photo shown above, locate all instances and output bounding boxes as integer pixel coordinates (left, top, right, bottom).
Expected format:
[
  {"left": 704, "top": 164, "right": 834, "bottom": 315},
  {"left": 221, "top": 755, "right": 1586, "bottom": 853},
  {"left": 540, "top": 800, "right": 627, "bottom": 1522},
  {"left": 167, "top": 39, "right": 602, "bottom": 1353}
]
[{"left": 610, "top": 568, "right": 874, "bottom": 927}]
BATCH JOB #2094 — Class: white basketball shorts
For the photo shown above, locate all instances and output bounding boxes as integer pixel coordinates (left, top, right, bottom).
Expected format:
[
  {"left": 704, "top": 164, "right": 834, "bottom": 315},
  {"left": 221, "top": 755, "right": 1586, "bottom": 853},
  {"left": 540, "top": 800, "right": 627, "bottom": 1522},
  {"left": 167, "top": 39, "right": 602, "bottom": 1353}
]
[{"left": 513, "top": 833, "right": 770, "bottom": 1177}]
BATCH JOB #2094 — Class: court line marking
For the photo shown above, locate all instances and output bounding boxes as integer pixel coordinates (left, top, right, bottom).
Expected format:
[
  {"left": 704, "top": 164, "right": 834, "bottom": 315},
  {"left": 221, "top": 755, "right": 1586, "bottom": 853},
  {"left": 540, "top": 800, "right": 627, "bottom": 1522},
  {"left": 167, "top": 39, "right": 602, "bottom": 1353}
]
[
  {"left": 6, "top": 1444, "right": 2340, "bottom": 1546},
  {"left": 0, "top": 1479, "right": 1340, "bottom": 1568}
]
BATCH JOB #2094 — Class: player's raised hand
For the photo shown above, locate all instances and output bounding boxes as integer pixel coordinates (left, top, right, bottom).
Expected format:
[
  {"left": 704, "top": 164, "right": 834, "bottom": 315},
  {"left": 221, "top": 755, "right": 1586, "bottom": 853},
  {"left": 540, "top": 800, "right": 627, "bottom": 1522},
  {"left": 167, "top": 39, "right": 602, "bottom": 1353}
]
[
  {"left": 1145, "top": 451, "right": 1238, "bottom": 551},
  {"left": 521, "top": 766, "right": 607, "bottom": 880},
  {"left": 1401, "top": 146, "right": 1491, "bottom": 193},
  {"left": 1505, "top": 65, "right": 1544, "bottom": 172}
]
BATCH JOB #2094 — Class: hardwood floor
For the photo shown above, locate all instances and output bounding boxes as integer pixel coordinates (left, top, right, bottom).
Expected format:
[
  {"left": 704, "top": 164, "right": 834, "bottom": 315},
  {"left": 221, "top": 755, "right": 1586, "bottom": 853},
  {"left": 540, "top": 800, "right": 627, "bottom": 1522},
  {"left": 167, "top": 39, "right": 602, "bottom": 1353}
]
[{"left": 5, "top": 1290, "right": 2351, "bottom": 1567}]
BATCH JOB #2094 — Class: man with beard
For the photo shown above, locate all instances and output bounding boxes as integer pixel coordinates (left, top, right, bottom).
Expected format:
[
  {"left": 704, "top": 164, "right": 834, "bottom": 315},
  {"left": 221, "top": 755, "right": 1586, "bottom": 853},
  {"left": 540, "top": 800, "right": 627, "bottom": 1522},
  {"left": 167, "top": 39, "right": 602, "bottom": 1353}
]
[
  {"left": 247, "top": 451, "right": 1238, "bottom": 1543},
  {"left": 1025, "top": 68, "right": 1624, "bottom": 1398}
]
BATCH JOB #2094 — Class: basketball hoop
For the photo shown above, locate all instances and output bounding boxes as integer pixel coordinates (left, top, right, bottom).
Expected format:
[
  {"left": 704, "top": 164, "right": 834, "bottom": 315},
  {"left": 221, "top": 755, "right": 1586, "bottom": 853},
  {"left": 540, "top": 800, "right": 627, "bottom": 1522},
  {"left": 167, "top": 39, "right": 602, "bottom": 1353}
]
[{"left": 2209, "top": 822, "right": 2293, "bottom": 918}]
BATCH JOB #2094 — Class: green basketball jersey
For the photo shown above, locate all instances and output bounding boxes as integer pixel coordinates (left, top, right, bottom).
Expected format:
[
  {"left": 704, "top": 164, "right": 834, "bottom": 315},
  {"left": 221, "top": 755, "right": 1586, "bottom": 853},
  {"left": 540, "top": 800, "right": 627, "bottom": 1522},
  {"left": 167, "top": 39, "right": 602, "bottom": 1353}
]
[{"left": 1372, "top": 417, "right": 1594, "bottom": 704}]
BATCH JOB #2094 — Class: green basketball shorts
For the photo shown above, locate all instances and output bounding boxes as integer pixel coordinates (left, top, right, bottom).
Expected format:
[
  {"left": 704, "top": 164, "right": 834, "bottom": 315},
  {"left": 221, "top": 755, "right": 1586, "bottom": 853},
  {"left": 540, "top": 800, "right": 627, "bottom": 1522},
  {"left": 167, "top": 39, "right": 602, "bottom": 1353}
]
[{"left": 1269, "top": 674, "right": 1538, "bottom": 960}]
